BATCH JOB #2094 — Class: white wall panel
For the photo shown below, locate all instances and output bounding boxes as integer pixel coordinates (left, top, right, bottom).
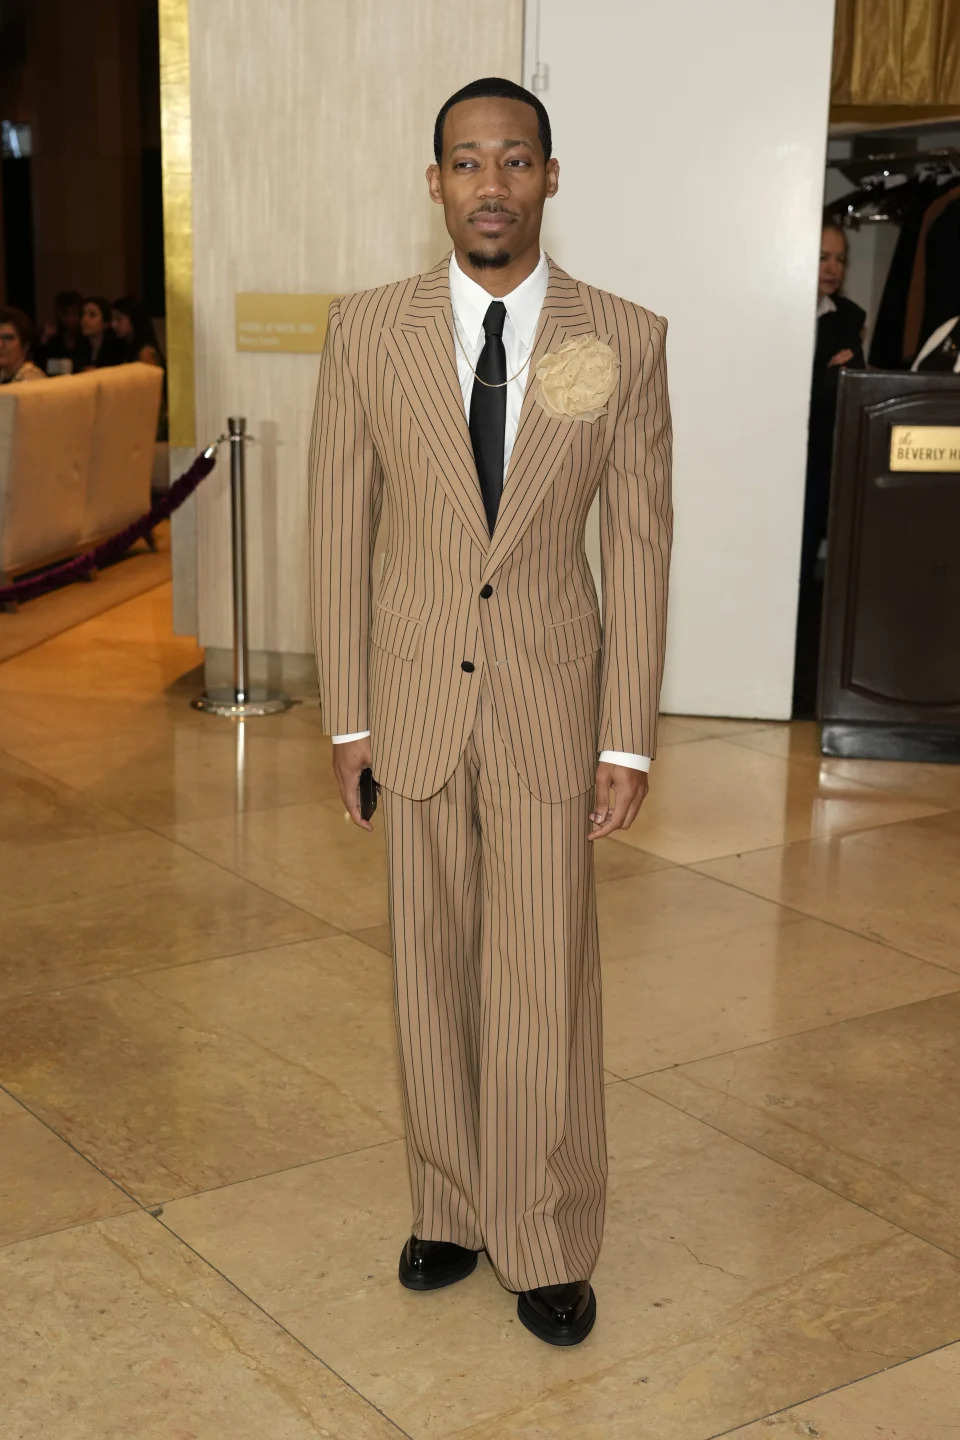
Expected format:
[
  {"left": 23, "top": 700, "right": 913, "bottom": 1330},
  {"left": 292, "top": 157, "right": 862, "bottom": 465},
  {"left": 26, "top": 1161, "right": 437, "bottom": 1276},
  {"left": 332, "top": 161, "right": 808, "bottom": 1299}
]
[{"left": 527, "top": 0, "right": 837, "bottom": 717}]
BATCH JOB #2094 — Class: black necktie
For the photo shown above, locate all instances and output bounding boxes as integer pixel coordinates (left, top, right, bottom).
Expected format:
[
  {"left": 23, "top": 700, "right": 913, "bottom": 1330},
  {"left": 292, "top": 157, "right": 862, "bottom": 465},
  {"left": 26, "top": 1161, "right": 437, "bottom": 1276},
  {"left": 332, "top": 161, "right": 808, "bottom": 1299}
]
[{"left": 469, "top": 301, "right": 507, "bottom": 535}]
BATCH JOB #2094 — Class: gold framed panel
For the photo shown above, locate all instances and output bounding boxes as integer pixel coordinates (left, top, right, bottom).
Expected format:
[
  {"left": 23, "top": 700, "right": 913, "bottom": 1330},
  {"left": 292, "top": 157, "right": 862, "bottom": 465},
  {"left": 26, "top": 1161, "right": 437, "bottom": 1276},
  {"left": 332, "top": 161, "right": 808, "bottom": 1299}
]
[{"left": 158, "top": 0, "right": 195, "bottom": 448}]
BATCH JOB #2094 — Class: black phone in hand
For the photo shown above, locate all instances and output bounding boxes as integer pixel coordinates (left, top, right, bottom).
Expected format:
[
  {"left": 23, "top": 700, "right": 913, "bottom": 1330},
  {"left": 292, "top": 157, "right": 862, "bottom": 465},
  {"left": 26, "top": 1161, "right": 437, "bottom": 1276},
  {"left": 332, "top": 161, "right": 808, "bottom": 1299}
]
[{"left": 359, "top": 767, "right": 380, "bottom": 821}]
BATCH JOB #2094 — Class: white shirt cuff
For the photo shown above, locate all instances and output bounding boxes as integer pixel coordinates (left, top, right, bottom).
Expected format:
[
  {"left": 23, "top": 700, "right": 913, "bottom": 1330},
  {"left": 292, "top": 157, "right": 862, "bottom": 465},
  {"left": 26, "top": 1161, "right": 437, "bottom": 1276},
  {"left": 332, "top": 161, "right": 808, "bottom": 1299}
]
[
  {"left": 599, "top": 750, "right": 651, "bottom": 772},
  {"left": 333, "top": 736, "right": 650, "bottom": 770}
]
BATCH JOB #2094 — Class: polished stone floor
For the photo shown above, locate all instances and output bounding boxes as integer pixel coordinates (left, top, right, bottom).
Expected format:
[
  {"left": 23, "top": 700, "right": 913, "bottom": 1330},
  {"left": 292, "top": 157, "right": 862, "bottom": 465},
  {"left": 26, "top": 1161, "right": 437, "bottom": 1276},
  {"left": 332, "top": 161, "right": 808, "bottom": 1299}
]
[{"left": 2, "top": 583, "right": 959, "bottom": 1438}]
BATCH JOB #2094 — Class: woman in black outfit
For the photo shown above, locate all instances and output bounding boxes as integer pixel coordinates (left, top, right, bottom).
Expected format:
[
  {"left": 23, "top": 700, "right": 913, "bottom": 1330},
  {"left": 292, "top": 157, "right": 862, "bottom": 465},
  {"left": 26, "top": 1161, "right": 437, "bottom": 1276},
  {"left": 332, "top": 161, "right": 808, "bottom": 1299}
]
[
  {"left": 110, "top": 296, "right": 164, "bottom": 367},
  {"left": 111, "top": 296, "right": 168, "bottom": 441},
  {"left": 75, "top": 296, "right": 124, "bottom": 370},
  {"left": 794, "top": 223, "right": 866, "bottom": 714}
]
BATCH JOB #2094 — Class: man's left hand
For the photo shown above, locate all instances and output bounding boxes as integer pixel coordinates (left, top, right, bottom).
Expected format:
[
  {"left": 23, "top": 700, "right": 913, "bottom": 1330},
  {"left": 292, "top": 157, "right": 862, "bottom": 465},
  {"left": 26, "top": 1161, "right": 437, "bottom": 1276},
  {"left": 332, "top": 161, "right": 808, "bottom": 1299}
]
[{"left": 588, "top": 762, "right": 648, "bottom": 841}]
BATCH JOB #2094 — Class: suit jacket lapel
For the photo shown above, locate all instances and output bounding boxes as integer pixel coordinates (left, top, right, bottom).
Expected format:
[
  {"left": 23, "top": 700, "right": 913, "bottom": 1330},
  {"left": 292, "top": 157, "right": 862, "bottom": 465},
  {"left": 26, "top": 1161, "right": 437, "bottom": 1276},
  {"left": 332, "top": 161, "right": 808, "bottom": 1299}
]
[
  {"left": 384, "top": 256, "right": 603, "bottom": 568},
  {"left": 383, "top": 257, "right": 491, "bottom": 554},
  {"left": 482, "top": 262, "right": 598, "bottom": 579}
]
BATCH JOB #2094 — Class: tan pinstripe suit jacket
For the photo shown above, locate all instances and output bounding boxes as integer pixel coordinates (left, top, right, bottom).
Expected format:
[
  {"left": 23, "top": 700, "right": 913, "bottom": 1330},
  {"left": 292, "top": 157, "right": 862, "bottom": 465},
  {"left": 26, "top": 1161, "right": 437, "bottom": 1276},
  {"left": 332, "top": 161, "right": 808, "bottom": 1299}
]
[{"left": 309, "top": 255, "right": 672, "bottom": 802}]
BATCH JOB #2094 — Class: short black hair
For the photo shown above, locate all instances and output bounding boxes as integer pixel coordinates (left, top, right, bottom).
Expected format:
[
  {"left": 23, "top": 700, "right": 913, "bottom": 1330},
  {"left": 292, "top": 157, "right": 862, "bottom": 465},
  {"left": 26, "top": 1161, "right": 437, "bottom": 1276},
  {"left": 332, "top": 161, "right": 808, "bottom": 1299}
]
[{"left": 433, "top": 77, "right": 551, "bottom": 165}]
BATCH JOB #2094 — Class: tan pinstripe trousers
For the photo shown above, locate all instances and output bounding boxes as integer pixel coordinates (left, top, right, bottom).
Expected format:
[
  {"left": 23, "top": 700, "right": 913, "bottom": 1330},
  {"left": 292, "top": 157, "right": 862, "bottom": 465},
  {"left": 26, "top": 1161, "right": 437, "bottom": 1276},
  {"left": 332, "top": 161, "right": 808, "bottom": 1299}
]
[{"left": 382, "top": 681, "right": 607, "bottom": 1293}]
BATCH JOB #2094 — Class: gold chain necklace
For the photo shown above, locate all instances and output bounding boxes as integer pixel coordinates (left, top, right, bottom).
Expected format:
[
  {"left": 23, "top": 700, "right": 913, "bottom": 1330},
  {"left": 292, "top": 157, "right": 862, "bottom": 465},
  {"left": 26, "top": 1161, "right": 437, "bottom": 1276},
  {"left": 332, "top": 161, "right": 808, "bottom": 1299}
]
[{"left": 452, "top": 311, "right": 532, "bottom": 388}]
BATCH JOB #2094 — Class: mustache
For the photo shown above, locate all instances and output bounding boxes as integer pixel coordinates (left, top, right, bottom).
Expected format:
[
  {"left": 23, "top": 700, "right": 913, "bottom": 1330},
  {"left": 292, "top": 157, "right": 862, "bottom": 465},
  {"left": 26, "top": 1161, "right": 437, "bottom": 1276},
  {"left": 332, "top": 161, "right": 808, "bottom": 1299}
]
[{"left": 469, "top": 203, "right": 518, "bottom": 218}]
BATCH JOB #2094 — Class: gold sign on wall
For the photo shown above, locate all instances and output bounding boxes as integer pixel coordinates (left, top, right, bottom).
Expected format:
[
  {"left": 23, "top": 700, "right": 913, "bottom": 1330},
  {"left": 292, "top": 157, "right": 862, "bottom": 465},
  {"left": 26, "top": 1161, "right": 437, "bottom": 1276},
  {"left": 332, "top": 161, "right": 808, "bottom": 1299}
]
[
  {"left": 889, "top": 426, "right": 960, "bottom": 472},
  {"left": 235, "top": 293, "right": 339, "bottom": 353}
]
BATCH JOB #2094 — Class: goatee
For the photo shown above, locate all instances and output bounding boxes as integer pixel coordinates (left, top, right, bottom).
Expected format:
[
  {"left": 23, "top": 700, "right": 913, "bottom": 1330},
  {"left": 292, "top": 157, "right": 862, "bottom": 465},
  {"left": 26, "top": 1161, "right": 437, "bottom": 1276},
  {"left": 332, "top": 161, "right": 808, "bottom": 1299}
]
[{"left": 467, "top": 249, "right": 512, "bottom": 270}]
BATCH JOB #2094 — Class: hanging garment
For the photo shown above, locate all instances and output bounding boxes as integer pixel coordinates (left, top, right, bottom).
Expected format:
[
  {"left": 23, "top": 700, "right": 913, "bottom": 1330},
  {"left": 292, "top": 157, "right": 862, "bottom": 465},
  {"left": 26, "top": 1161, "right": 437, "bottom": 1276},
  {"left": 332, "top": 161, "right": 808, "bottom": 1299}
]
[
  {"left": 912, "top": 315, "right": 960, "bottom": 373},
  {"left": 869, "top": 201, "right": 929, "bottom": 367},
  {"left": 917, "top": 196, "right": 960, "bottom": 358},
  {"left": 902, "top": 183, "right": 960, "bottom": 361}
]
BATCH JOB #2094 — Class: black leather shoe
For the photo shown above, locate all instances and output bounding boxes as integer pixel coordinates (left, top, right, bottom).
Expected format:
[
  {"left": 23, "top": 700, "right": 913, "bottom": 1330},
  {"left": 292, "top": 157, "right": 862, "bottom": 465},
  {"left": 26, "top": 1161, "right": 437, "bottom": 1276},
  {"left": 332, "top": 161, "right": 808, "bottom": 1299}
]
[
  {"left": 398, "top": 1236, "right": 479, "bottom": 1291},
  {"left": 517, "top": 1281, "right": 596, "bottom": 1345}
]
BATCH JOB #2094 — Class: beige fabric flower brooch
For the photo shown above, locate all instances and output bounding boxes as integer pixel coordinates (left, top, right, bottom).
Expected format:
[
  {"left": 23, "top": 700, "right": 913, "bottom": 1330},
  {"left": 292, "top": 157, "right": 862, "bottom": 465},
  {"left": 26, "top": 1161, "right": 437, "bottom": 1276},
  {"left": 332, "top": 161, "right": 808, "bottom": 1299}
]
[{"left": 534, "top": 336, "right": 619, "bottom": 422}]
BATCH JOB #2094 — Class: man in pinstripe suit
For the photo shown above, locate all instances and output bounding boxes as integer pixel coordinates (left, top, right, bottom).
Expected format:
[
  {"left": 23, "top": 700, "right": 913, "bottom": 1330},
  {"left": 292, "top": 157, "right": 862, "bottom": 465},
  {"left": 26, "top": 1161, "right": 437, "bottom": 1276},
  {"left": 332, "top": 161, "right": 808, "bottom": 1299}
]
[{"left": 310, "top": 76, "right": 672, "bottom": 1346}]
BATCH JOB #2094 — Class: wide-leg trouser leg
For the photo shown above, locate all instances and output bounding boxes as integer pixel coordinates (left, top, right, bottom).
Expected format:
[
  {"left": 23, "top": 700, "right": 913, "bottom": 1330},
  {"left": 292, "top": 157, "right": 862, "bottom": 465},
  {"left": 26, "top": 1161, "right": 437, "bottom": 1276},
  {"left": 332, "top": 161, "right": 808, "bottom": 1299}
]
[{"left": 381, "top": 682, "right": 607, "bottom": 1292}]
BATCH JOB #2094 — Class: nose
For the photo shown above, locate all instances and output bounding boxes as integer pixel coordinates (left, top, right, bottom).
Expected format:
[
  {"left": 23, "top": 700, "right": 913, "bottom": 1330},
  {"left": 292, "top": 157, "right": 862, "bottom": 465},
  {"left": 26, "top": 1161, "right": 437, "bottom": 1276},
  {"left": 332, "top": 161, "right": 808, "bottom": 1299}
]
[{"left": 476, "top": 163, "right": 508, "bottom": 199}]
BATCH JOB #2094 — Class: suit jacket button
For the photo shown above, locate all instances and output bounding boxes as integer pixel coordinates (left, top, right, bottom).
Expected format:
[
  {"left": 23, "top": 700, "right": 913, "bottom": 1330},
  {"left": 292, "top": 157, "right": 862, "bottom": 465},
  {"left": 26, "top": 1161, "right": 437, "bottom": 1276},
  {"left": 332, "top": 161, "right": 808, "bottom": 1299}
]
[
  {"left": 461, "top": 660, "right": 475, "bottom": 673},
  {"left": 480, "top": 584, "right": 493, "bottom": 599}
]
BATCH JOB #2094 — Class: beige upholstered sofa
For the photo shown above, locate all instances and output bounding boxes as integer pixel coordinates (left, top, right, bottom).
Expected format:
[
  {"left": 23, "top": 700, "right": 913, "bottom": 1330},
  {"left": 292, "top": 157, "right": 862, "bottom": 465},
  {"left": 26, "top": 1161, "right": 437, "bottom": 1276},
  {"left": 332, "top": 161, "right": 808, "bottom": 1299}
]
[{"left": 0, "top": 363, "right": 163, "bottom": 582}]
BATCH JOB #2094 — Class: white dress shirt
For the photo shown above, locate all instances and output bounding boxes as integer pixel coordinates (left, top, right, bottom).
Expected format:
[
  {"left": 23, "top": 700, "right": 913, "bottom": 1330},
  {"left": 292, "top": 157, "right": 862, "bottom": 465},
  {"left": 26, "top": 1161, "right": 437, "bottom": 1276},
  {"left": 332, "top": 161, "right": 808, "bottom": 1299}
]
[{"left": 334, "top": 251, "right": 650, "bottom": 774}]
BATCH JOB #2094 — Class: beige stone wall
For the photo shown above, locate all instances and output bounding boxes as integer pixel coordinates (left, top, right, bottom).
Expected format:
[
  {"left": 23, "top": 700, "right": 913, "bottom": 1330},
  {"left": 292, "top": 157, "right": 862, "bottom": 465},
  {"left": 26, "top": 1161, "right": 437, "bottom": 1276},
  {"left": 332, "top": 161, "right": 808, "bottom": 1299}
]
[{"left": 183, "top": 0, "right": 523, "bottom": 652}]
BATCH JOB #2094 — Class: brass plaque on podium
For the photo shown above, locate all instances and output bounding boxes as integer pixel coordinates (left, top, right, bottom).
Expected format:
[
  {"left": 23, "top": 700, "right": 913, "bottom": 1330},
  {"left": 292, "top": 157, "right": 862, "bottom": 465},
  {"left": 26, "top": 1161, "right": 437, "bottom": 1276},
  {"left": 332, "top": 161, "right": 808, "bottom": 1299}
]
[
  {"left": 235, "top": 293, "right": 339, "bottom": 353},
  {"left": 889, "top": 425, "right": 960, "bottom": 472}
]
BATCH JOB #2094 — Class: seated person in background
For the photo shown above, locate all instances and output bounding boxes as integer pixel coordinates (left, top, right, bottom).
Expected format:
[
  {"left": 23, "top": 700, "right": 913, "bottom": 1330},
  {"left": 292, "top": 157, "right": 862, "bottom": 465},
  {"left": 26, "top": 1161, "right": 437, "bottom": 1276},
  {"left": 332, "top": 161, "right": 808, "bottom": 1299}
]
[
  {"left": 111, "top": 297, "right": 164, "bottom": 367},
  {"left": 0, "top": 309, "right": 47, "bottom": 384},
  {"left": 75, "top": 297, "right": 123, "bottom": 370},
  {"left": 33, "top": 289, "right": 83, "bottom": 374}
]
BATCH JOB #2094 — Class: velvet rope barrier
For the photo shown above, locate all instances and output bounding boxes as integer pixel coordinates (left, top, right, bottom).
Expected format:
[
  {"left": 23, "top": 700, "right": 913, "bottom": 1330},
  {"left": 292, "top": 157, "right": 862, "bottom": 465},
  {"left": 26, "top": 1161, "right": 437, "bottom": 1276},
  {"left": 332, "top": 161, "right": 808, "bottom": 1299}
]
[{"left": 0, "top": 441, "right": 221, "bottom": 607}]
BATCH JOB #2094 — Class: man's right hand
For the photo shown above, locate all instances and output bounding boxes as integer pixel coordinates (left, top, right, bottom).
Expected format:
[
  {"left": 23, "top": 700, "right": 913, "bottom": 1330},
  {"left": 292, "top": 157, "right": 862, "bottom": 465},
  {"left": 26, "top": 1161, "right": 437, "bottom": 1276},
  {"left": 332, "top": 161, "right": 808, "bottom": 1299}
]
[{"left": 332, "top": 736, "right": 374, "bottom": 831}]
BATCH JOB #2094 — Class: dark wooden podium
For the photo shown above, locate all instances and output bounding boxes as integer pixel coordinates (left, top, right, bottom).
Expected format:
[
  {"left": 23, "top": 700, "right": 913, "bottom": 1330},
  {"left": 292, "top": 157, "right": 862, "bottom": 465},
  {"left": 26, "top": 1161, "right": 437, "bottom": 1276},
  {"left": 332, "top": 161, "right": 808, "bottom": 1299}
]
[{"left": 819, "top": 371, "right": 960, "bottom": 762}]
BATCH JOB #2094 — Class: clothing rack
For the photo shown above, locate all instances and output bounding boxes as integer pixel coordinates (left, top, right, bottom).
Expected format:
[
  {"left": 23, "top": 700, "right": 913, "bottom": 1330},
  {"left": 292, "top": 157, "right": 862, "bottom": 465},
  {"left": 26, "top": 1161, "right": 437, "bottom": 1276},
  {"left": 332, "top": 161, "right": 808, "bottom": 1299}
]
[
  {"left": 826, "top": 150, "right": 960, "bottom": 226},
  {"left": 827, "top": 148, "right": 960, "bottom": 183}
]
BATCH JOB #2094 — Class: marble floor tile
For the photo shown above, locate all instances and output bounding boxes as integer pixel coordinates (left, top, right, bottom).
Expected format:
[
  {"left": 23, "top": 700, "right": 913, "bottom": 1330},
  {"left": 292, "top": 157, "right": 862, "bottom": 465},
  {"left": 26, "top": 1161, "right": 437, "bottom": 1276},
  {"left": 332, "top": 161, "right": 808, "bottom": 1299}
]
[
  {"left": 0, "top": 587, "right": 203, "bottom": 701},
  {"left": 0, "top": 827, "right": 219, "bottom": 912},
  {"left": 0, "top": 685, "right": 325, "bottom": 755},
  {"left": 597, "top": 866, "right": 788, "bottom": 965},
  {"left": 0, "top": 1210, "right": 402, "bottom": 1439},
  {"left": 603, "top": 915, "right": 959, "bottom": 1077},
  {"left": 617, "top": 738, "right": 943, "bottom": 865},
  {"left": 349, "top": 923, "right": 394, "bottom": 957},
  {"left": 728, "top": 1340, "right": 960, "bottom": 1437},
  {"left": 657, "top": 714, "right": 776, "bottom": 745},
  {"left": 162, "top": 1083, "right": 960, "bottom": 1440},
  {"left": 0, "top": 938, "right": 403, "bottom": 1206},
  {"left": 135, "top": 933, "right": 404, "bottom": 1134},
  {"left": 0, "top": 1090, "right": 134, "bottom": 1247},
  {"left": 733, "top": 720, "right": 960, "bottom": 810},
  {"left": 0, "top": 851, "right": 329, "bottom": 1000},
  {"left": 726, "top": 720, "right": 827, "bottom": 763},
  {"left": 696, "top": 819, "right": 960, "bottom": 968},
  {"left": 0, "top": 750, "right": 135, "bottom": 845},
  {"left": 847, "top": 807, "right": 960, "bottom": 881},
  {"left": 6, "top": 581, "right": 959, "bottom": 1439},
  {"left": 166, "top": 800, "right": 390, "bottom": 931},
  {"left": 594, "top": 834, "right": 672, "bottom": 881},
  {"left": 0, "top": 691, "right": 93, "bottom": 749},
  {"left": 639, "top": 992, "right": 960, "bottom": 1259},
  {"left": 5, "top": 725, "right": 341, "bottom": 828}
]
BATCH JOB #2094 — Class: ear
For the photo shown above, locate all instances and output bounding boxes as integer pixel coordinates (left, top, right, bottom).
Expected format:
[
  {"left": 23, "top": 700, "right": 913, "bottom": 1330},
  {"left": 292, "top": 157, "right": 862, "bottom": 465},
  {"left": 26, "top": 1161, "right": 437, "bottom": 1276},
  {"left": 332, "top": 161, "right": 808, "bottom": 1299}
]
[
  {"left": 426, "top": 163, "right": 443, "bottom": 206},
  {"left": 545, "top": 157, "right": 560, "bottom": 199}
]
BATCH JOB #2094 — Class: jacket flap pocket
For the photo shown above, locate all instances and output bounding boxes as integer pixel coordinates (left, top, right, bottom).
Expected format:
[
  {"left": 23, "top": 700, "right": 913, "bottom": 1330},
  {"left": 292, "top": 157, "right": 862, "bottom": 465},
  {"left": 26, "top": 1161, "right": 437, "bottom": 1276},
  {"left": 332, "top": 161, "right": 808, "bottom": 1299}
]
[
  {"left": 549, "top": 610, "right": 602, "bottom": 664},
  {"left": 371, "top": 603, "right": 423, "bottom": 661}
]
